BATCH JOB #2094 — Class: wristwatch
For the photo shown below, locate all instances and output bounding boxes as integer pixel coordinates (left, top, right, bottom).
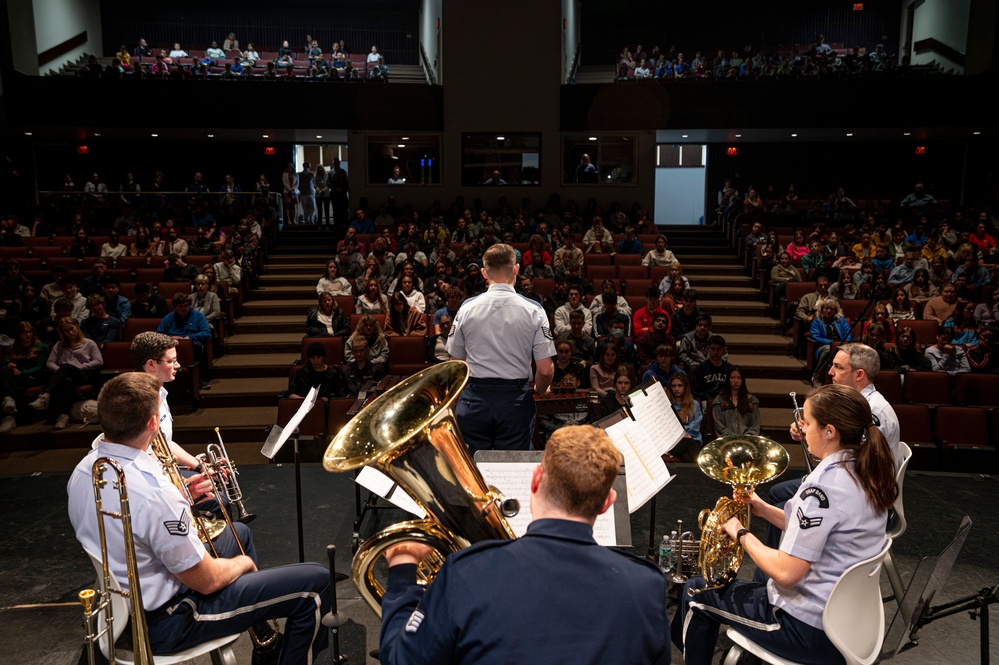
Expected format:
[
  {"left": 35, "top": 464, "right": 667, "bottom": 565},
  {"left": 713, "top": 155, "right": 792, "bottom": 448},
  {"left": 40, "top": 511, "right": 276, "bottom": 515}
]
[{"left": 736, "top": 528, "right": 750, "bottom": 544}]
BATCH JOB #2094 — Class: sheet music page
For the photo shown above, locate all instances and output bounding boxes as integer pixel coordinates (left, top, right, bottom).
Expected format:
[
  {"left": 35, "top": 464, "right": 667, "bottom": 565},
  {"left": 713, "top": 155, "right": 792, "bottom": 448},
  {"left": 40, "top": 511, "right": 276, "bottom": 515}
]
[
  {"left": 355, "top": 467, "right": 426, "bottom": 518},
  {"left": 261, "top": 387, "right": 320, "bottom": 458},
  {"left": 604, "top": 416, "right": 674, "bottom": 513},
  {"left": 479, "top": 462, "right": 618, "bottom": 546},
  {"left": 628, "top": 381, "right": 686, "bottom": 455}
]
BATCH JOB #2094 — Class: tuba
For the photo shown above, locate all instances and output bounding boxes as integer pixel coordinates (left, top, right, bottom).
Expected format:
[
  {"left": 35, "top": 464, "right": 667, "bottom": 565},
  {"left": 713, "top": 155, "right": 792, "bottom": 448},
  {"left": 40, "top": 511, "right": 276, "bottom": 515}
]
[
  {"left": 79, "top": 457, "right": 155, "bottom": 665},
  {"left": 323, "top": 361, "right": 518, "bottom": 616},
  {"left": 694, "top": 435, "right": 789, "bottom": 592}
]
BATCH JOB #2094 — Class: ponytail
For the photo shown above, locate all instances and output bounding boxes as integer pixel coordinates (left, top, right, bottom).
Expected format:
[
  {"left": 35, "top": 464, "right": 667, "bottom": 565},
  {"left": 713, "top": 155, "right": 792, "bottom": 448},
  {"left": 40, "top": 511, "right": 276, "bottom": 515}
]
[{"left": 851, "top": 425, "right": 898, "bottom": 512}]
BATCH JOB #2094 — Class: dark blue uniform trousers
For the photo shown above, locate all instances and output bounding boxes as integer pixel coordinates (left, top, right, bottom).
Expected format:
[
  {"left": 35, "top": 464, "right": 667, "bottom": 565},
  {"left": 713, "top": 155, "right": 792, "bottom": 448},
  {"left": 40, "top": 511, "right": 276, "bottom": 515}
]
[
  {"left": 671, "top": 577, "right": 842, "bottom": 665},
  {"left": 456, "top": 379, "right": 536, "bottom": 454},
  {"left": 147, "top": 522, "right": 330, "bottom": 664}
]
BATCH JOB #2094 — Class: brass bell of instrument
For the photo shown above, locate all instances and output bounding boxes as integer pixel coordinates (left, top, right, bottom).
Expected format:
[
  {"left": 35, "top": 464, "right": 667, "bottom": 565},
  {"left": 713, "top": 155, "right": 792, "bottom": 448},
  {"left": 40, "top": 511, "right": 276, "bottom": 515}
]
[
  {"left": 694, "top": 435, "right": 789, "bottom": 592},
  {"left": 323, "top": 361, "right": 517, "bottom": 616}
]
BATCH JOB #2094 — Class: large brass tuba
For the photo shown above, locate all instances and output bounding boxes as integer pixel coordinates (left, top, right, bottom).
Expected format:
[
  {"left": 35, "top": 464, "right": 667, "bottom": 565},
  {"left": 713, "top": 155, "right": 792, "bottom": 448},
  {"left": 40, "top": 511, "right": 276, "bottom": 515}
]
[
  {"left": 323, "top": 361, "right": 517, "bottom": 616},
  {"left": 694, "top": 435, "right": 789, "bottom": 592}
]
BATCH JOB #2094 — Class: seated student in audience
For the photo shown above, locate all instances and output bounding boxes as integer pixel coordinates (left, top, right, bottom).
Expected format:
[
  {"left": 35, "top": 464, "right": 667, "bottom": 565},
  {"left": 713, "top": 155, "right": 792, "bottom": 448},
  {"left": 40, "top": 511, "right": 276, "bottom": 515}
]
[
  {"left": 131, "top": 282, "right": 167, "bottom": 319},
  {"left": 557, "top": 309, "right": 597, "bottom": 366},
  {"left": 162, "top": 253, "right": 199, "bottom": 283},
  {"left": 851, "top": 232, "right": 877, "bottom": 261},
  {"left": 387, "top": 262, "right": 424, "bottom": 297},
  {"left": 39, "top": 299, "right": 75, "bottom": 346},
  {"left": 670, "top": 288, "right": 703, "bottom": 338},
  {"left": 904, "top": 267, "right": 938, "bottom": 303},
  {"left": 810, "top": 297, "right": 853, "bottom": 386},
  {"left": 871, "top": 244, "right": 895, "bottom": 276},
  {"left": 969, "top": 219, "right": 998, "bottom": 262},
  {"left": 0, "top": 322, "right": 49, "bottom": 433},
  {"left": 968, "top": 325, "right": 999, "bottom": 373},
  {"left": 943, "top": 299, "right": 980, "bottom": 346},
  {"left": 81, "top": 295, "right": 121, "bottom": 348},
  {"left": 642, "top": 343, "right": 684, "bottom": 384},
  {"left": 860, "top": 302, "right": 896, "bottom": 343},
  {"left": 385, "top": 291, "right": 428, "bottom": 337},
  {"left": 888, "top": 326, "right": 931, "bottom": 373},
  {"left": 668, "top": 373, "right": 702, "bottom": 461},
  {"left": 643, "top": 234, "right": 676, "bottom": 267},
  {"left": 395, "top": 274, "right": 426, "bottom": 313},
  {"left": 929, "top": 256, "right": 953, "bottom": 289},
  {"left": 316, "top": 258, "right": 353, "bottom": 296},
  {"left": 100, "top": 231, "right": 128, "bottom": 259},
  {"left": 862, "top": 323, "right": 897, "bottom": 371},
  {"left": 521, "top": 234, "right": 551, "bottom": 267},
  {"left": 637, "top": 311, "right": 675, "bottom": 365},
  {"left": 888, "top": 250, "right": 924, "bottom": 286},
  {"left": 975, "top": 288, "right": 999, "bottom": 326},
  {"left": 357, "top": 277, "right": 390, "bottom": 315},
  {"left": 921, "top": 233, "right": 947, "bottom": 264},
  {"left": 825, "top": 268, "right": 856, "bottom": 302},
  {"left": 553, "top": 234, "right": 584, "bottom": 272},
  {"left": 305, "top": 292, "right": 350, "bottom": 338},
  {"left": 80, "top": 259, "right": 110, "bottom": 298},
  {"left": 582, "top": 216, "right": 615, "bottom": 255},
  {"left": 925, "top": 327, "right": 970, "bottom": 376},
  {"left": 341, "top": 336, "right": 386, "bottom": 397},
  {"left": 213, "top": 248, "right": 242, "bottom": 294},
  {"left": 462, "top": 262, "right": 487, "bottom": 297},
  {"left": 594, "top": 292, "right": 631, "bottom": 338},
  {"left": 679, "top": 313, "right": 720, "bottom": 368},
  {"left": 0, "top": 260, "right": 29, "bottom": 300},
  {"left": 596, "top": 367, "right": 633, "bottom": 419},
  {"left": 784, "top": 230, "right": 809, "bottom": 263},
  {"left": 886, "top": 289, "right": 915, "bottom": 322},
  {"left": 552, "top": 339, "right": 588, "bottom": 387},
  {"left": 800, "top": 241, "right": 826, "bottom": 281},
  {"left": 598, "top": 319, "right": 637, "bottom": 365},
  {"left": 953, "top": 253, "right": 991, "bottom": 287},
  {"left": 52, "top": 276, "right": 88, "bottom": 323},
  {"left": 543, "top": 276, "right": 569, "bottom": 319},
  {"left": 68, "top": 228, "right": 99, "bottom": 258},
  {"left": 658, "top": 278, "right": 687, "bottom": 316},
  {"left": 633, "top": 286, "right": 667, "bottom": 341},
  {"left": 158, "top": 292, "right": 213, "bottom": 389},
  {"left": 658, "top": 262, "right": 690, "bottom": 296},
  {"left": 589, "top": 343, "right": 621, "bottom": 397},
  {"left": 18, "top": 284, "right": 49, "bottom": 327},
  {"left": 712, "top": 367, "right": 760, "bottom": 437},
  {"left": 616, "top": 227, "right": 642, "bottom": 255},
  {"left": 770, "top": 253, "right": 801, "bottom": 300},
  {"left": 130, "top": 228, "right": 156, "bottom": 257},
  {"left": 517, "top": 275, "right": 544, "bottom": 307},
  {"left": 433, "top": 315, "right": 453, "bottom": 363},
  {"left": 345, "top": 314, "right": 389, "bottom": 368},
  {"left": 691, "top": 335, "right": 733, "bottom": 403},
  {"left": 924, "top": 282, "right": 959, "bottom": 323},
  {"left": 554, "top": 285, "right": 593, "bottom": 336},
  {"left": 30, "top": 317, "right": 102, "bottom": 429},
  {"left": 290, "top": 342, "right": 344, "bottom": 399},
  {"left": 850, "top": 260, "right": 874, "bottom": 290}
]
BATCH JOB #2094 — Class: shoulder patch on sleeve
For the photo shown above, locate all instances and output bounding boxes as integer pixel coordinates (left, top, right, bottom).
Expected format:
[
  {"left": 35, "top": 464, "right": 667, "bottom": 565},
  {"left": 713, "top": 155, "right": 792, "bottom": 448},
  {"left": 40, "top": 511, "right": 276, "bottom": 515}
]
[
  {"left": 871, "top": 413, "right": 881, "bottom": 427},
  {"left": 404, "top": 609, "right": 425, "bottom": 633},
  {"left": 800, "top": 487, "right": 830, "bottom": 508},
  {"left": 543, "top": 324, "right": 554, "bottom": 340},
  {"left": 163, "top": 508, "right": 191, "bottom": 537},
  {"left": 797, "top": 507, "right": 823, "bottom": 529}
]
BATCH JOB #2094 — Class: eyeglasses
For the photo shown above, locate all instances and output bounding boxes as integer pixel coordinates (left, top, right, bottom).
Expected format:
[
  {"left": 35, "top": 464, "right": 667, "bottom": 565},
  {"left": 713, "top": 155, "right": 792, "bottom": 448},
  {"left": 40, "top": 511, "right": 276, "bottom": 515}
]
[{"left": 157, "top": 358, "right": 181, "bottom": 366}]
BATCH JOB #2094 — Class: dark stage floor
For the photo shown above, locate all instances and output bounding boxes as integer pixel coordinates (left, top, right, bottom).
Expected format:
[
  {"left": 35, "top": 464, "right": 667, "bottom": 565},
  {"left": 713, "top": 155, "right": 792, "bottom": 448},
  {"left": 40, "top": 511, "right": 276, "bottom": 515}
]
[{"left": 1, "top": 463, "right": 996, "bottom": 664}]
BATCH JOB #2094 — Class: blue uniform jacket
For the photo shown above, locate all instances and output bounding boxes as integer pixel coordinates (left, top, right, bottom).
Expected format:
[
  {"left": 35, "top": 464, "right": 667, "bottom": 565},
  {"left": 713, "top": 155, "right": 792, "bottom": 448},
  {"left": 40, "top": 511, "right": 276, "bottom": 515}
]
[{"left": 380, "top": 518, "right": 670, "bottom": 665}]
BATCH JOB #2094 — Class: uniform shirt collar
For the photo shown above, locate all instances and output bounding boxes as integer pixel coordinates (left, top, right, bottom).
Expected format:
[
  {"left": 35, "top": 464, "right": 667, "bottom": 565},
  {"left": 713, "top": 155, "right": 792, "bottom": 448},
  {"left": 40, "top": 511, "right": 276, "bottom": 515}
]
[
  {"left": 524, "top": 518, "right": 597, "bottom": 545},
  {"left": 487, "top": 283, "right": 515, "bottom": 294},
  {"left": 96, "top": 440, "right": 163, "bottom": 477}
]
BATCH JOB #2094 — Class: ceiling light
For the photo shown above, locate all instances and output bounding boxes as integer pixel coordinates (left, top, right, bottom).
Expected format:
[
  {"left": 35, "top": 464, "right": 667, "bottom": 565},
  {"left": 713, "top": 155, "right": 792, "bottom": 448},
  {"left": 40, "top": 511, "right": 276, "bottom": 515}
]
[
  {"left": 681, "top": 134, "right": 688, "bottom": 138},
  {"left": 496, "top": 136, "right": 505, "bottom": 141},
  {"left": 735, "top": 134, "right": 742, "bottom": 138},
  {"left": 791, "top": 133, "right": 798, "bottom": 137},
  {"left": 398, "top": 144, "right": 406, "bottom": 148},
  {"left": 846, "top": 133, "right": 854, "bottom": 137},
  {"left": 973, "top": 131, "right": 981, "bottom": 135},
  {"left": 262, "top": 134, "right": 269, "bottom": 138},
  {"left": 401, "top": 136, "right": 410, "bottom": 140},
  {"left": 588, "top": 137, "right": 597, "bottom": 141},
  {"left": 316, "top": 135, "right": 323, "bottom": 139},
  {"left": 151, "top": 133, "right": 158, "bottom": 137},
  {"left": 207, "top": 134, "right": 215, "bottom": 138},
  {"left": 903, "top": 132, "right": 911, "bottom": 136},
  {"left": 23, "top": 132, "right": 32, "bottom": 136},
  {"left": 94, "top": 133, "right": 101, "bottom": 137}
]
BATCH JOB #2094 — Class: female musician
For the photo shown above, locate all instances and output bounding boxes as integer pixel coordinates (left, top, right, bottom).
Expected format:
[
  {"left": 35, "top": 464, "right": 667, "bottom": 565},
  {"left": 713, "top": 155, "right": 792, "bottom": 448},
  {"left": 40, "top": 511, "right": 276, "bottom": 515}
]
[{"left": 673, "top": 384, "right": 897, "bottom": 665}]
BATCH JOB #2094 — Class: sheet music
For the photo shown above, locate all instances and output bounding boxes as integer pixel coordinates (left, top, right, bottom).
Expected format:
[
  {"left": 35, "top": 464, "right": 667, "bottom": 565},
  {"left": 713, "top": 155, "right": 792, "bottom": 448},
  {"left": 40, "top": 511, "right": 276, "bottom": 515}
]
[
  {"left": 355, "top": 467, "right": 426, "bottom": 518},
  {"left": 627, "top": 381, "right": 686, "bottom": 455},
  {"left": 603, "top": 416, "right": 674, "bottom": 513},
  {"left": 479, "top": 461, "right": 618, "bottom": 546},
  {"left": 261, "top": 387, "right": 319, "bottom": 459}
]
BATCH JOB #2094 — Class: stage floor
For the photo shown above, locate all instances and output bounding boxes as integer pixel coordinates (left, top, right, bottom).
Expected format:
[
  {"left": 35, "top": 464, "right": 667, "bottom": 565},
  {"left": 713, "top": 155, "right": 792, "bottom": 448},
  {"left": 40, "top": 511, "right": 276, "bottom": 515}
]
[{"left": 1, "top": 463, "right": 995, "bottom": 664}]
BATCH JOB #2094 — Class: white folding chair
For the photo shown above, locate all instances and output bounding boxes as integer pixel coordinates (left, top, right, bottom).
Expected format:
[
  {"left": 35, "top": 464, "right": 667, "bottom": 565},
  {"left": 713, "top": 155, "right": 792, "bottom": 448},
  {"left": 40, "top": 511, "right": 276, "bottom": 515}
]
[
  {"left": 86, "top": 550, "right": 239, "bottom": 664},
  {"left": 724, "top": 539, "right": 893, "bottom": 665},
  {"left": 883, "top": 443, "right": 912, "bottom": 605}
]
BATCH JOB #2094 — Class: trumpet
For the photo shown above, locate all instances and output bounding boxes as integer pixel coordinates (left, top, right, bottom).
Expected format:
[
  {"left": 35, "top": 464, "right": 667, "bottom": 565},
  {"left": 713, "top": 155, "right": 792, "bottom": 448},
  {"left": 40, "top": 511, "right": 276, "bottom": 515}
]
[
  {"left": 790, "top": 391, "right": 816, "bottom": 472},
  {"left": 149, "top": 429, "right": 227, "bottom": 543},
  {"left": 79, "top": 457, "right": 155, "bottom": 665},
  {"left": 202, "top": 427, "right": 255, "bottom": 524}
]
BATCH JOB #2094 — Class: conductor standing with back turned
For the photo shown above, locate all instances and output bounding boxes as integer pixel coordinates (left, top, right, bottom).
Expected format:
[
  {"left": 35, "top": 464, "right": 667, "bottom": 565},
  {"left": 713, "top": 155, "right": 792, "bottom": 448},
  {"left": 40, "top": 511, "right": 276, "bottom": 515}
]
[{"left": 447, "top": 243, "right": 555, "bottom": 453}]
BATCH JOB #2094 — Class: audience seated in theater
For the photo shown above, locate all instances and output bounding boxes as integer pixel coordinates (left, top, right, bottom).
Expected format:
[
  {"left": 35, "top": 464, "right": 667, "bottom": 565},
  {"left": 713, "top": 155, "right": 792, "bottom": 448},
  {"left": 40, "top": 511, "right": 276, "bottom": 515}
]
[
  {"left": 0, "top": 260, "right": 29, "bottom": 300},
  {"left": 886, "top": 289, "right": 915, "bottom": 322},
  {"left": 551, "top": 339, "right": 588, "bottom": 388},
  {"left": 557, "top": 310, "right": 596, "bottom": 366},
  {"left": 317, "top": 258, "right": 353, "bottom": 296},
  {"left": 29, "top": 317, "right": 102, "bottom": 430},
  {"left": 79, "top": 259, "right": 110, "bottom": 298},
  {"left": 924, "top": 327, "right": 970, "bottom": 376},
  {"left": 582, "top": 217, "right": 614, "bottom": 255},
  {"left": 711, "top": 367, "right": 760, "bottom": 437},
  {"left": 589, "top": 279, "right": 631, "bottom": 320},
  {"left": 52, "top": 276, "right": 88, "bottom": 322},
  {"left": 68, "top": 229, "right": 99, "bottom": 258},
  {"left": 678, "top": 313, "right": 719, "bottom": 368},
  {"left": 192, "top": 275, "right": 221, "bottom": 334},
  {"left": 924, "top": 282, "right": 959, "bottom": 323},
  {"left": 784, "top": 231, "right": 808, "bottom": 264},
  {"left": 794, "top": 276, "right": 831, "bottom": 327},
  {"left": 643, "top": 234, "right": 676, "bottom": 267},
  {"left": 921, "top": 233, "right": 947, "bottom": 264},
  {"left": 158, "top": 293, "right": 212, "bottom": 389},
  {"left": 355, "top": 278, "right": 388, "bottom": 315},
  {"left": 18, "top": 284, "right": 48, "bottom": 327},
  {"left": 306, "top": 292, "right": 350, "bottom": 338},
  {"left": 975, "top": 289, "right": 999, "bottom": 326},
  {"left": 953, "top": 254, "right": 991, "bottom": 287},
  {"left": 969, "top": 219, "right": 998, "bottom": 261},
  {"left": 341, "top": 336, "right": 385, "bottom": 397},
  {"left": 668, "top": 373, "right": 702, "bottom": 462},
  {"left": 589, "top": 343, "right": 621, "bottom": 398},
  {"left": 862, "top": 323, "right": 897, "bottom": 372},
  {"left": 596, "top": 368, "right": 633, "bottom": 420},
  {"left": 100, "top": 231, "right": 128, "bottom": 258},
  {"left": 968, "top": 325, "right": 999, "bottom": 373},
  {"left": 642, "top": 343, "right": 684, "bottom": 384},
  {"left": 130, "top": 228, "right": 156, "bottom": 257},
  {"left": 633, "top": 286, "right": 667, "bottom": 341},
  {"left": 345, "top": 314, "right": 389, "bottom": 367},
  {"left": 800, "top": 241, "right": 826, "bottom": 281},
  {"left": 291, "top": 342, "right": 344, "bottom": 399},
  {"left": 553, "top": 234, "right": 584, "bottom": 272},
  {"left": 810, "top": 297, "right": 853, "bottom": 386},
  {"left": 871, "top": 245, "right": 895, "bottom": 275},
  {"left": 826, "top": 268, "right": 855, "bottom": 301},
  {"left": 860, "top": 302, "right": 896, "bottom": 343},
  {"left": 39, "top": 299, "right": 74, "bottom": 346},
  {"left": 162, "top": 253, "right": 199, "bottom": 283},
  {"left": 670, "top": 289, "right": 703, "bottom": 339},
  {"left": 889, "top": 326, "right": 931, "bottom": 373},
  {"left": 0, "top": 322, "right": 49, "bottom": 432},
  {"left": 384, "top": 292, "right": 428, "bottom": 337},
  {"left": 616, "top": 227, "right": 642, "bottom": 255},
  {"left": 851, "top": 233, "right": 876, "bottom": 261},
  {"left": 597, "top": 319, "right": 636, "bottom": 365},
  {"left": 905, "top": 268, "right": 939, "bottom": 302},
  {"left": 658, "top": 262, "right": 690, "bottom": 296},
  {"left": 554, "top": 285, "right": 592, "bottom": 336},
  {"left": 691, "top": 335, "right": 733, "bottom": 402},
  {"left": 943, "top": 299, "right": 980, "bottom": 346},
  {"left": 433, "top": 315, "right": 453, "bottom": 363},
  {"left": 636, "top": 312, "right": 675, "bottom": 365},
  {"left": 81, "top": 295, "right": 121, "bottom": 348}
]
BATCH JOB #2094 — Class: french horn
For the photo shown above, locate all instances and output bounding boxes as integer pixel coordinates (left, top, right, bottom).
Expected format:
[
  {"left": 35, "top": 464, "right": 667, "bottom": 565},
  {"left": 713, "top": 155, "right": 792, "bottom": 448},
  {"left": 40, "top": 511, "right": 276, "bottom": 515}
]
[
  {"left": 694, "top": 435, "right": 789, "bottom": 592},
  {"left": 323, "top": 361, "right": 518, "bottom": 616}
]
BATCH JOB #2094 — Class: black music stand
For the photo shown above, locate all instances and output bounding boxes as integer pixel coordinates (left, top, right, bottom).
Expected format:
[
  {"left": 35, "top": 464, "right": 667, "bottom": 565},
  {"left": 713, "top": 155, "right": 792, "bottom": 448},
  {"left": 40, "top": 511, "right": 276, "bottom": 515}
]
[
  {"left": 882, "top": 516, "right": 996, "bottom": 664},
  {"left": 320, "top": 545, "right": 348, "bottom": 664}
]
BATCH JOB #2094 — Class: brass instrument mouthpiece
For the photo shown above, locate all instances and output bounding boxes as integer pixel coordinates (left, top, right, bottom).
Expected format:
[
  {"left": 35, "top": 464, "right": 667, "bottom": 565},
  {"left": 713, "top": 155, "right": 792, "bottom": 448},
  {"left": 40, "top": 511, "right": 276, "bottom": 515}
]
[{"left": 79, "top": 589, "right": 95, "bottom": 613}]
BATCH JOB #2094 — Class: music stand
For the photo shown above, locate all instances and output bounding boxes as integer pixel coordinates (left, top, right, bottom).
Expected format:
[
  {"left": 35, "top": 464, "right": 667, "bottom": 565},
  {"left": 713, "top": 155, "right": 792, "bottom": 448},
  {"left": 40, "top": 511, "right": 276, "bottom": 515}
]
[{"left": 882, "top": 516, "right": 996, "bottom": 664}]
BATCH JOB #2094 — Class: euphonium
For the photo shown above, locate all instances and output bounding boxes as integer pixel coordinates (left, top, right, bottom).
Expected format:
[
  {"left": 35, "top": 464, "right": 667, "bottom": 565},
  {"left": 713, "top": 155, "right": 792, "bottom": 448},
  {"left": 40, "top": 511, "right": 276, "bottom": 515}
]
[
  {"left": 79, "top": 457, "right": 155, "bottom": 665},
  {"left": 693, "top": 435, "right": 789, "bottom": 592},
  {"left": 323, "top": 361, "right": 518, "bottom": 617}
]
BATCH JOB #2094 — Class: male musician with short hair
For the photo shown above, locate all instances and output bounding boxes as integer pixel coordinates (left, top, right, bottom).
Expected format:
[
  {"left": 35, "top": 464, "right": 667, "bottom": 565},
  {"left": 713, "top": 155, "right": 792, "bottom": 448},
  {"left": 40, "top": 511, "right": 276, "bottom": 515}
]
[
  {"left": 378, "top": 424, "right": 670, "bottom": 664},
  {"left": 68, "top": 373, "right": 329, "bottom": 664}
]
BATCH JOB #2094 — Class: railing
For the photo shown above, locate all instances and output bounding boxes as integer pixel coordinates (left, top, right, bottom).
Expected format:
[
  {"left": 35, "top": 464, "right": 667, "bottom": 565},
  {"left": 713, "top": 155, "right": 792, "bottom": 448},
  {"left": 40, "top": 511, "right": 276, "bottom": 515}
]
[
  {"left": 566, "top": 41, "right": 581, "bottom": 84},
  {"left": 913, "top": 38, "right": 965, "bottom": 69},
  {"left": 419, "top": 41, "right": 438, "bottom": 86},
  {"left": 36, "top": 189, "right": 281, "bottom": 212}
]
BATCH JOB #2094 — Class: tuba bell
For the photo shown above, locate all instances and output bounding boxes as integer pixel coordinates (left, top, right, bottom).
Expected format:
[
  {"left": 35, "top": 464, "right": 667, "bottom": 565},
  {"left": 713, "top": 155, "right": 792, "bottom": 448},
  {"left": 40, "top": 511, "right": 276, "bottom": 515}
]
[
  {"left": 694, "top": 435, "right": 789, "bottom": 592},
  {"left": 323, "top": 361, "right": 517, "bottom": 616}
]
